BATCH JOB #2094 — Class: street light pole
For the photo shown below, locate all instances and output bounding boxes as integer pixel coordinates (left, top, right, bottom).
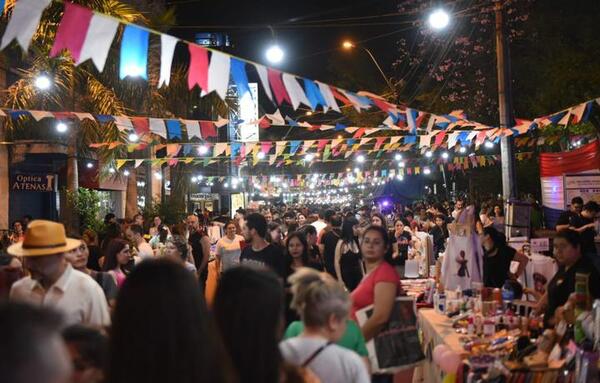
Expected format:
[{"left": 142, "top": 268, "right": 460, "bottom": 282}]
[
  {"left": 342, "top": 41, "right": 395, "bottom": 96},
  {"left": 494, "top": 0, "right": 517, "bottom": 200}
]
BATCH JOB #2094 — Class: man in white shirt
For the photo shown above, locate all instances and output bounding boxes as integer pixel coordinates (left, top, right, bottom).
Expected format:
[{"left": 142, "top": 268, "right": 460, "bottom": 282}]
[
  {"left": 311, "top": 209, "right": 328, "bottom": 237},
  {"left": 126, "top": 224, "right": 154, "bottom": 260},
  {"left": 8, "top": 220, "right": 110, "bottom": 327}
]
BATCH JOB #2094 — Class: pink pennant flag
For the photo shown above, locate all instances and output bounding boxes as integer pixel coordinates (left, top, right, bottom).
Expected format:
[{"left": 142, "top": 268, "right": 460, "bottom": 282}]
[
  {"left": 374, "top": 137, "right": 386, "bottom": 151},
  {"left": 50, "top": 2, "right": 93, "bottom": 61},
  {"left": 317, "top": 139, "right": 329, "bottom": 152},
  {"left": 261, "top": 142, "right": 272, "bottom": 155},
  {"left": 434, "top": 131, "right": 446, "bottom": 146},
  {"left": 188, "top": 45, "right": 209, "bottom": 91},
  {"left": 353, "top": 128, "right": 366, "bottom": 139},
  {"left": 200, "top": 121, "right": 217, "bottom": 139},
  {"left": 131, "top": 117, "right": 150, "bottom": 136},
  {"left": 267, "top": 69, "right": 291, "bottom": 106}
]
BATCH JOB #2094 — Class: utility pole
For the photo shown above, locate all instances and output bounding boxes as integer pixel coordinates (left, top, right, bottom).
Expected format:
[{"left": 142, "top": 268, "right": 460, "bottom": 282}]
[{"left": 494, "top": 0, "right": 517, "bottom": 200}]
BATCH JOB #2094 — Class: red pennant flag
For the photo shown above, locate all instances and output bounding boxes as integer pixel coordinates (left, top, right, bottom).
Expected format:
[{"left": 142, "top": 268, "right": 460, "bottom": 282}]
[
  {"left": 267, "top": 68, "right": 291, "bottom": 106},
  {"left": 317, "top": 139, "right": 329, "bottom": 152},
  {"left": 188, "top": 45, "right": 209, "bottom": 91},
  {"left": 374, "top": 137, "right": 386, "bottom": 151},
  {"left": 168, "top": 159, "right": 179, "bottom": 166},
  {"left": 416, "top": 112, "right": 427, "bottom": 128},
  {"left": 200, "top": 121, "right": 217, "bottom": 139},
  {"left": 330, "top": 87, "right": 351, "bottom": 105},
  {"left": 53, "top": 112, "right": 74, "bottom": 120},
  {"left": 131, "top": 117, "right": 150, "bottom": 136},
  {"left": 259, "top": 117, "right": 271, "bottom": 129},
  {"left": 353, "top": 128, "right": 366, "bottom": 139},
  {"left": 434, "top": 131, "right": 447, "bottom": 146},
  {"left": 261, "top": 142, "right": 272, "bottom": 154},
  {"left": 307, "top": 124, "right": 320, "bottom": 132},
  {"left": 370, "top": 98, "right": 393, "bottom": 113},
  {"left": 407, "top": 168, "right": 412, "bottom": 175},
  {"left": 50, "top": 2, "right": 93, "bottom": 61}
]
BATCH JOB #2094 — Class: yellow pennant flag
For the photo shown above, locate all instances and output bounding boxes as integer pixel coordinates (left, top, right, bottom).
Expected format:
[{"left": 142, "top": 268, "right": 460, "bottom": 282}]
[
  {"left": 116, "top": 159, "right": 128, "bottom": 170},
  {"left": 269, "top": 155, "right": 277, "bottom": 165},
  {"left": 275, "top": 141, "right": 287, "bottom": 156},
  {"left": 213, "top": 143, "right": 227, "bottom": 157}
]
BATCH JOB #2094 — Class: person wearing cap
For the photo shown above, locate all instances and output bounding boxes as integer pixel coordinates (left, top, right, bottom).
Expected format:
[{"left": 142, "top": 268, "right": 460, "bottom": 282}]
[{"left": 8, "top": 220, "right": 110, "bottom": 327}]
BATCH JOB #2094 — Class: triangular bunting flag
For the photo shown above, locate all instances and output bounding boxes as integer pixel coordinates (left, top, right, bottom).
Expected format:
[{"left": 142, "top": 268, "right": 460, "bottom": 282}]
[
  {"left": 207, "top": 50, "right": 230, "bottom": 100},
  {"left": 149, "top": 118, "right": 167, "bottom": 138},
  {"left": 267, "top": 68, "right": 291, "bottom": 106},
  {"left": 50, "top": 2, "right": 93, "bottom": 62},
  {"left": 282, "top": 73, "right": 310, "bottom": 110},
  {"left": 254, "top": 63, "right": 273, "bottom": 102},
  {"left": 159, "top": 34, "right": 178, "bottom": 87},
  {"left": 1, "top": 0, "right": 51, "bottom": 51},
  {"left": 188, "top": 44, "right": 209, "bottom": 91},
  {"left": 119, "top": 25, "right": 149, "bottom": 80},
  {"left": 77, "top": 12, "right": 119, "bottom": 71}
]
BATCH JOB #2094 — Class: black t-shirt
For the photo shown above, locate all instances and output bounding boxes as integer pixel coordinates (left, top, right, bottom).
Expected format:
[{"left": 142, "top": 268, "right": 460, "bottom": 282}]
[
  {"left": 320, "top": 229, "right": 341, "bottom": 276},
  {"left": 189, "top": 231, "right": 207, "bottom": 271},
  {"left": 240, "top": 243, "right": 285, "bottom": 279},
  {"left": 393, "top": 231, "right": 412, "bottom": 266},
  {"left": 570, "top": 215, "right": 597, "bottom": 256},
  {"left": 483, "top": 245, "right": 516, "bottom": 288},
  {"left": 545, "top": 255, "right": 600, "bottom": 327},
  {"left": 556, "top": 211, "right": 580, "bottom": 227}
]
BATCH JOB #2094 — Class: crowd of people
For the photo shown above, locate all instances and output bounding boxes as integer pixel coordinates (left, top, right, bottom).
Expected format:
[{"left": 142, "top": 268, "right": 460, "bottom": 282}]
[{"left": 0, "top": 192, "right": 599, "bottom": 383}]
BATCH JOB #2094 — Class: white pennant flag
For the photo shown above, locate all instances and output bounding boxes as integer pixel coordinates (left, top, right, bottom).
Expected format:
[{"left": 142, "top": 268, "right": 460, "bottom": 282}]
[
  {"left": 282, "top": 74, "right": 310, "bottom": 110},
  {"left": 1, "top": 0, "right": 51, "bottom": 51},
  {"left": 158, "top": 34, "right": 178, "bottom": 88},
  {"left": 134, "top": 160, "right": 144, "bottom": 168},
  {"left": 114, "top": 116, "right": 133, "bottom": 132},
  {"left": 316, "top": 82, "right": 340, "bottom": 113},
  {"left": 29, "top": 110, "right": 54, "bottom": 121},
  {"left": 77, "top": 13, "right": 119, "bottom": 72},
  {"left": 254, "top": 63, "right": 273, "bottom": 101},
  {"left": 149, "top": 118, "right": 167, "bottom": 138},
  {"left": 182, "top": 119, "right": 201, "bottom": 139},
  {"left": 207, "top": 50, "right": 231, "bottom": 100},
  {"left": 73, "top": 113, "right": 95, "bottom": 121}
]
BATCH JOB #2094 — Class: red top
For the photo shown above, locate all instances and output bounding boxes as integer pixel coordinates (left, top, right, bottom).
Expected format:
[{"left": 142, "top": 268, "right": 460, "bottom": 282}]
[{"left": 351, "top": 262, "right": 402, "bottom": 319}]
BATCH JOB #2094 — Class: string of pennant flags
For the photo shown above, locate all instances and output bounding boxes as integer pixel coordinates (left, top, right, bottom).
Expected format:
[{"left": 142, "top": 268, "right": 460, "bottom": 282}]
[
  {"left": 0, "top": 0, "right": 495, "bottom": 133},
  {"left": 2, "top": 93, "right": 598, "bottom": 150},
  {"left": 112, "top": 151, "right": 536, "bottom": 171}
]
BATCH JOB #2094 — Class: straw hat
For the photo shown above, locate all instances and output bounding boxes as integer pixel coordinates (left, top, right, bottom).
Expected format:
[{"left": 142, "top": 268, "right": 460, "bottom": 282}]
[{"left": 7, "top": 220, "right": 81, "bottom": 257}]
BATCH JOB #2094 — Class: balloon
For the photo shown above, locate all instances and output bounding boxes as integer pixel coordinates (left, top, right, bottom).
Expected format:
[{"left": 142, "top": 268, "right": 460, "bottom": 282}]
[
  {"left": 433, "top": 344, "right": 450, "bottom": 364},
  {"left": 439, "top": 350, "right": 462, "bottom": 374}
]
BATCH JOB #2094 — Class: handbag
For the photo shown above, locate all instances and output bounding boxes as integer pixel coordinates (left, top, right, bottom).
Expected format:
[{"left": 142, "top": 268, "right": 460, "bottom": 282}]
[{"left": 355, "top": 296, "right": 425, "bottom": 374}]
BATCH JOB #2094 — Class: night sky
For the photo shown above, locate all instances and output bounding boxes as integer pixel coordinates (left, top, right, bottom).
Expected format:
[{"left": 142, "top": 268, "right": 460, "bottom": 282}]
[{"left": 168, "top": 0, "right": 405, "bottom": 87}]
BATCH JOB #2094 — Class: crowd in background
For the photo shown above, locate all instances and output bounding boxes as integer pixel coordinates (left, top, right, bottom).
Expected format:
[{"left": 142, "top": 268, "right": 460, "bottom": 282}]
[{"left": 0, "top": 192, "right": 599, "bottom": 383}]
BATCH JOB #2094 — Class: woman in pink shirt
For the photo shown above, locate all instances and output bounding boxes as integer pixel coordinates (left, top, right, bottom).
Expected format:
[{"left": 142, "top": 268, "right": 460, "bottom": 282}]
[{"left": 351, "top": 225, "right": 404, "bottom": 383}]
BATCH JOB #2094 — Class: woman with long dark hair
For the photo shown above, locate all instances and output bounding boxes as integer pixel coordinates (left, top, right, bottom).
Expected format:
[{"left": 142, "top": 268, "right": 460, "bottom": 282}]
[
  {"left": 108, "top": 260, "right": 235, "bottom": 383},
  {"left": 481, "top": 226, "right": 528, "bottom": 288},
  {"left": 102, "top": 239, "right": 131, "bottom": 288},
  {"left": 334, "top": 216, "right": 363, "bottom": 292},
  {"left": 213, "top": 266, "right": 316, "bottom": 383}
]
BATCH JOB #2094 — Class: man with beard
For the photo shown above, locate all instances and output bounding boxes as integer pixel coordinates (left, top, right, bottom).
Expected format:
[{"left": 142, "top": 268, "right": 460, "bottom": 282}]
[
  {"left": 319, "top": 210, "right": 343, "bottom": 278},
  {"left": 240, "top": 213, "right": 285, "bottom": 279}
]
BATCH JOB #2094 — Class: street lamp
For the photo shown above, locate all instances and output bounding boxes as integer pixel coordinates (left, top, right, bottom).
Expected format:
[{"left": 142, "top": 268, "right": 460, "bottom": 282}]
[
  {"left": 428, "top": 9, "right": 450, "bottom": 30},
  {"left": 341, "top": 40, "right": 395, "bottom": 95},
  {"left": 426, "top": 2, "right": 516, "bottom": 199},
  {"left": 35, "top": 74, "right": 51, "bottom": 90},
  {"left": 56, "top": 122, "right": 68, "bottom": 133},
  {"left": 265, "top": 44, "right": 284, "bottom": 64}
]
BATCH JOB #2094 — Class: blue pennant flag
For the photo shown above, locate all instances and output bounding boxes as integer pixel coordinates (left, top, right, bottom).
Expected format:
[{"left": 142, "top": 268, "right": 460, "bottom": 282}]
[
  {"left": 285, "top": 116, "right": 299, "bottom": 127},
  {"left": 166, "top": 120, "right": 181, "bottom": 140},
  {"left": 406, "top": 108, "right": 418, "bottom": 134},
  {"left": 9, "top": 110, "right": 28, "bottom": 119},
  {"left": 120, "top": 25, "right": 149, "bottom": 80},
  {"left": 335, "top": 123, "right": 346, "bottom": 131},
  {"left": 96, "top": 115, "right": 113, "bottom": 123},
  {"left": 230, "top": 58, "right": 251, "bottom": 99},
  {"left": 0, "top": 1, "right": 5, "bottom": 16},
  {"left": 457, "top": 131, "right": 470, "bottom": 145},
  {"left": 548, "top": 112, "right": 566, "bottom": 125},
  {"left": 582, "top": 101, "right": 593, "bottom": 122},
  {"left": 404, "top": 135, "right": 417, "bottom": 145},
  {"left": 183, "top": 144, "right": 194, "bottom": 156},
  {"left": 289, "top": 140, "right": 302, "bottom": 155},
  {"left": 346, "top": 139, "right": 356, "bottom": 146},
  {"left": 230, "top": 142, "right": 241, "bottom": 158},
  {"left": 303, "top": 79, "right": 326, "bottom": 110}
]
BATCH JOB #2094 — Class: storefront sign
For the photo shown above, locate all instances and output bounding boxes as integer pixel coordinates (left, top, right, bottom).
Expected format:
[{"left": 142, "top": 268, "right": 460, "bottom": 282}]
[
  {"left": 11, "top": 173, "right": 57, "bottom": 192},
  {"left": 564, "top": 173, "right": 600, "bottom": 207}
]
